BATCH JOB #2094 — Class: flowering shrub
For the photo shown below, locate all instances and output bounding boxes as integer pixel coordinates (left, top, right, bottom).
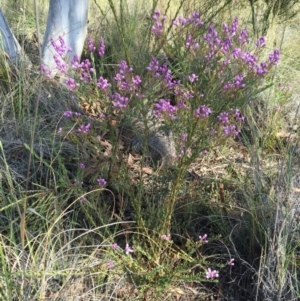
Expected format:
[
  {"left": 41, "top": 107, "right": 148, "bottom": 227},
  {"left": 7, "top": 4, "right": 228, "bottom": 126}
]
[
  {"left": 45, "top": 8, "right": 280, "bottom": 206},
  {"left": 43, "top": 10, "right": 281, "bottom": 239},
  {"left": 40, "top": 10, "right": 281, "bottom": 292}
]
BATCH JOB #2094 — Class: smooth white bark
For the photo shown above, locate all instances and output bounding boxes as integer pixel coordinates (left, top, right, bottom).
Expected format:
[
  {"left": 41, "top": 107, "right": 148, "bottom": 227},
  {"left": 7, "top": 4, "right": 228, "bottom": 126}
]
[
  {"left": 42, "top": 0, "right": 89, "bottom": 75},
  {"left": 0, "top": 8, "right": 30, "bottom": 66}
]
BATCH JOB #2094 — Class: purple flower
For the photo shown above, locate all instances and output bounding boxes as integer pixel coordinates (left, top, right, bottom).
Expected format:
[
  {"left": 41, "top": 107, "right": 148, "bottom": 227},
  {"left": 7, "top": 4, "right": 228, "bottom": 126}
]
[
  {"left": 132, "top": 75, "right": 142, "bottom": 87},
  {"left": 147, "top": 57, "right": 160, "bottom": 72},
  {"left": 181, "top": 133, "right": 188, "bottom": 142},
  {"left": 54, "top": 54, "right": 69, "bottom": 73},
  {"left": 97, "top": 76, "right": 111, "bottom": 91},
  {"left": 206, "top": 268, "right": 219, "bottom": 279},
  {"left": 194, "top": 105, "right": 212, "bottom": 118},
  {"left": 112, "top": 243, "right": 119, "bottom": 249},
  {"left": 230, "top": 18, "right": 239, "bottom": 36},
  {"left": 199, "top": 234, "right": 208, "bottom": 244},
  {"left": 107, "top": 261, "right": 114, "bottom": 268},
  {"left": 237, "top": 28, "right": 249, "bottom": 44},
  {"left": 186, "top": 34, "right": 199, "bottom": 50},
  {"left": 188, "top": 12, "right": 203, "bottom": 26},
  {"left": 254, "top": 62, "right": 268, "bottom": 76},
  {"left": 63, "top": 111, "right": 73, "bottom": 118},
  {"left": 222, "top": 22, "right": 229, "bottom": 33},
  {"left": 125, "top": 243, "right": 134, "bottom": 255},
  {"left": 40, "top": 64, "right": 52, "bottom": 78},
  {"left": 161, "top": 234, "right": 171, "bottom": 241},
  {"left": 255, "top": 36, "right": 266, "bottom": 48},
  {"left": 240, "top": 51, "right": 258, "bottom": 67},
  {"left": 88, "top": 36, "right": 96, "bottom": 52},
  {"left": 177, "top": 16, "right": 187, "bottom": 25},
  {"left": 223, "top": 124, "right": 240, "bottom": 136},
  {"left": 114, "top": 61, "right": 141, "bottom": 93},
  {"left": 218, "top": 112, "right": 229, "bottom": 124},
  {"left": 110, "top": 93, "right": 129, "bottom": 108},
  {"left": 98, "top": 38, "right": 105, "bottom": 57},
  {"left": 97, "top": 178, "right": 107, "bottom": 186},
  {"left": 78, "top": 123, "right": 90, "bottom": 134},
  {"left": 188, "top": 73, "right": 198, "bottom": 82},
  {"left": 79, "top": 163, "right": 85, "bottom": 169},
  {"left": 230, "top": 108, "right": 244, "bottom": 122},
  {"left": 232, "top": 47, "right": 241, "bottom": 59},
  {"left": 227, "top": 258, "right": 235, "bottom": 266},
  {"left": 268, "top": 49, "right": 280, "bottom": 65},
  {"left": 57, "top": 127, "right": 62, "bottom": 134},
  {"left": 153, "top": 99, "right": 176, "bottom": 119},
  {"left": 51, "top": 36, "right": 70, "bottom": 56},
  {"left": 65, "top": 77, "right": 79, "bottom": 91},
  {"left": 152, "top": 10, "right": 166, "bottom": 37}
]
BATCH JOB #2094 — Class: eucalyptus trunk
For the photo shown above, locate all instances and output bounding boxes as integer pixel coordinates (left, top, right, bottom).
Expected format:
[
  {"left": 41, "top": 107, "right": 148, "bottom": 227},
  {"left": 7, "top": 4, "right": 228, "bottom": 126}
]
[{"left": 42, "top": 0, "right": 89, "bottom": 75}]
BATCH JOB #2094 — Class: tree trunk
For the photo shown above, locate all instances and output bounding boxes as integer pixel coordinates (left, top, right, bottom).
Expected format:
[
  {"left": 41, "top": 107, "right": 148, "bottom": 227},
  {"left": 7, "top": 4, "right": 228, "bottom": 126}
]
[
  {"left": 0, "top": 8, "right": 31, "bottom": 66},
  {"left": 42, "top": 0, "right": 89, "bottom": 75}
]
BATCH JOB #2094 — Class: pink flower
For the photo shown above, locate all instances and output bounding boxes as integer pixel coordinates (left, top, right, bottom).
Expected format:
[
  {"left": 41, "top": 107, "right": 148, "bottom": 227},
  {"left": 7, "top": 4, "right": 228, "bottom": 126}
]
[
  {"left": 107, "top": 261, "right": 114, "bottom": 268},
  {"left": 97, "top": 76, "right": 111, "bottom": 91},
  {"left": 227, "top": 258, "right": 235, "bottom": 266},
  {"left": 77, "top": 123, "right": 91, "bottom": 134},
  {"left": 125, "top": 243, "right": 134, "bottom": 255},
  {"left": 161, "top": 234, "right": 171, "bottom": 241},
  {"left": 97, "top": 178, "right": 107, "bottom": 186},
  {"left": 188, "top": 73, "right": 198, "bottom": 82},
  {"left": 206, "top": 268, "right": 219, "bottom": 279},
  {"left": 199, "top": 234, "right": 208, "bottom": 244},
  {"left": 112, "top": 243, "right": 118, "bottom": 249}
]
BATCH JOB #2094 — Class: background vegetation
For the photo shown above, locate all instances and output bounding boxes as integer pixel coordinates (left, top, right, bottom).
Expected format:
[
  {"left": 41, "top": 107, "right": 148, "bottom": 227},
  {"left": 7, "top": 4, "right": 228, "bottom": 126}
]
[{"left": 0, "top": 0, "right": 300, "bottom": 300}]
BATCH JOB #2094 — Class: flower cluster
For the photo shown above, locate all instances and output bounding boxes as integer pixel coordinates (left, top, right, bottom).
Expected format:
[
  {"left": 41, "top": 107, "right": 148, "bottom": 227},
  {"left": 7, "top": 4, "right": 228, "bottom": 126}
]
[
  {"left": 152, "top": 10, "right": 166, "bottom": 37},
  {"left": 71, "top": 55, "right": 94, "bottom": 83},
  {"left": 97, "top": 76, "right": 111, "bottom": 91},
  {"left": 77, "top": 123, "right": 91, "bottom": 134},
  {"left": 199, "top": 234, "right": 208, "bottom": 244},
  {"left": 153, "top": 99, "right": 176, "bottom": 119},
  {"left": 51, "top": 36, "right": 72, "bottom": 56},
  {"left": 114, "top": 60, "right": 142, "bottom": 93},
  {"left": 88, "top": 36, "right": 96, "bottom": 52},
  {"left": 206, "top": 268, "right": 219, "bottom": 279},
  {"left": 111, "top": 242, "right": 134, "bottom": 255},
  {"left": 98, "top": 38, "right": 105, "bottom": 57},
  {"left": 97, "top": 177, "right": 107, "bottom": 186},
  {"left": 147, "top": 57, "right": 179, "bottom": 89},
  {"left": 223, "top": 74, "right": 245, "bottom": 91},
  {"left": 193, "top": 17, "right": 281, "bottom": 83},
  {"left": 161, "top": 234, "right": 171, "bottom": 241},
  {"left": 172, "top": 12, "right": 204, "bottom": 27},
  {"left": 194, "top": 105, "right": 212, "bottom": 118},
  {"left": 110, "top": 92, "right": 129, "bottom": 108},
  {"left": 65, "top": 77, "right": 79, "bottom": 91},
  {"left": 186, "top": 34, "right": 199, "bottom": 50},
  {"left": 217, "top": 109, "right": 244, "bottom": 137},
  {"left": 63, "top": 111, "right": 81, "bottom": 118},
  {"left": 88, "top": 36, "right": 106, "bottom": 57}
]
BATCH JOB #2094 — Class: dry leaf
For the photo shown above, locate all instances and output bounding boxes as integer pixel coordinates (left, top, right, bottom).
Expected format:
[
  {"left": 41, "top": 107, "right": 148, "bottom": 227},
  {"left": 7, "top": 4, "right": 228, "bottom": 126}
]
[
  {"left": 142, "top": 167, "right": 152, "bottom": 174},
  {"left": 127, "top": 154, "right": 134, "bottom": 166}
]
